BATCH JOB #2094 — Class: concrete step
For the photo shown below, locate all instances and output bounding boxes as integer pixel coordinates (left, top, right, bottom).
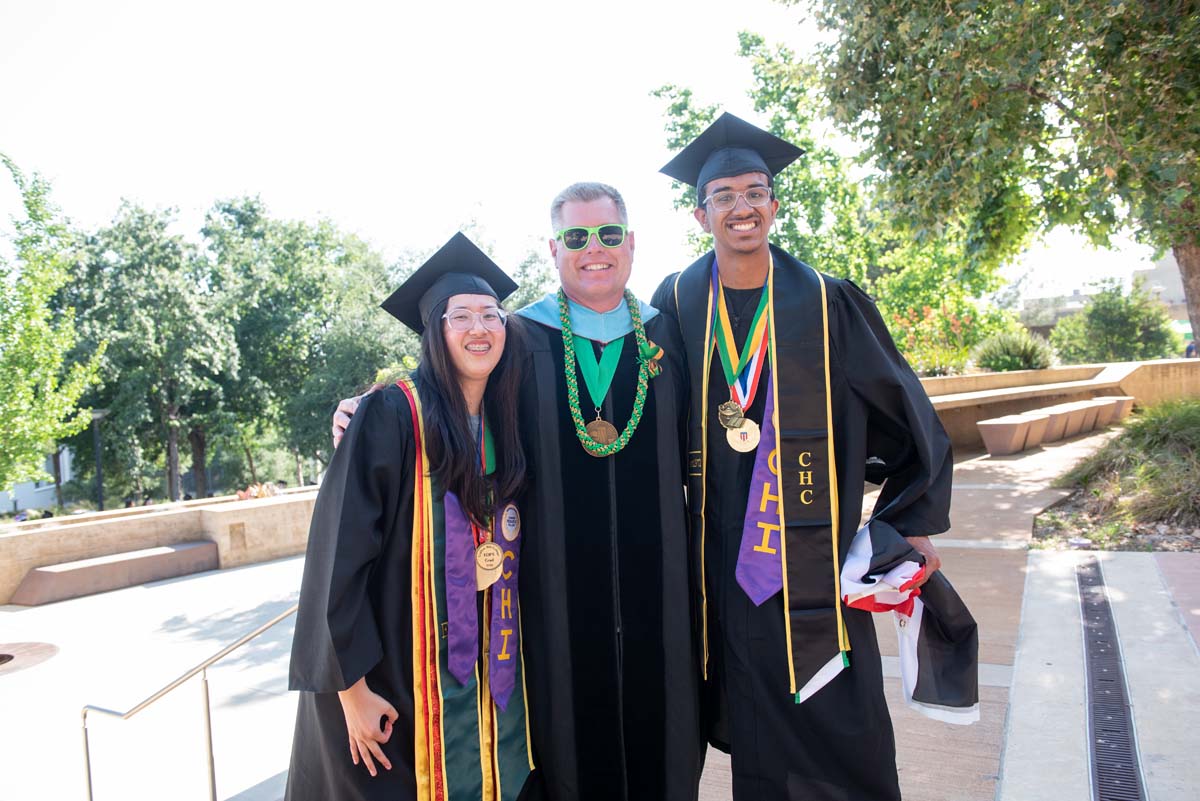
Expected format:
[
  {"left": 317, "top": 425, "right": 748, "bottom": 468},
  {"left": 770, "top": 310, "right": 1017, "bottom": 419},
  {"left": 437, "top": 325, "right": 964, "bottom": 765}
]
[{"left": 11, "top": 541, "right": 219, "bottom": 605}]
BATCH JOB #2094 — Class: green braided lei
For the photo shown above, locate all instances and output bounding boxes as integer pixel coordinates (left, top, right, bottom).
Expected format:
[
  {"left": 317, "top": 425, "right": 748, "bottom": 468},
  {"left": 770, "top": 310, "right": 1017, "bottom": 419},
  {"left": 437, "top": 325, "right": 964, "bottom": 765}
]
[{"left": 558, "top": 289, "right": 662, "bottom": 457}]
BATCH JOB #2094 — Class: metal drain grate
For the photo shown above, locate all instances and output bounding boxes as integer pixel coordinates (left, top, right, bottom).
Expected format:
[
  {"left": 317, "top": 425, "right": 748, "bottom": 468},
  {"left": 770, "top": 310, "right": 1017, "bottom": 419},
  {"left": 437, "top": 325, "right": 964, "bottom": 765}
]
[{"left": 1077, "top": 557, "right": 1146, "bottom": 801}]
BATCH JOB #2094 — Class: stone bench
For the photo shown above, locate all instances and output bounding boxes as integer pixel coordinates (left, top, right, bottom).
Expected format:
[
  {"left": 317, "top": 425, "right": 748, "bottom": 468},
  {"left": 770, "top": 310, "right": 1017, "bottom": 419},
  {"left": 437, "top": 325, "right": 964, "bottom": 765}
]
[
  {"left": 977, "top": 413, "right": 1050, "bottom": 457},
  {"left": 1020, "top": 412, "right": 1051, "bottom": 448},
  {"left": 1108, "top": 395, "right": 1135, "bottom": 421},
  {"left": 1036, "top": 402, "right": 1092, "bottom": 441},
  {"left": 9, "top": 541, "right": 219, "bottom": 606},
  {"left": 1039, "top": 404, "right": 1076, "bottom": 443},
  {"left": 980, "top": 395, "right": 1131, "bottom": 456},
  {"left": 1086, "top": 397, "right": 1123, "bottom": 428}
]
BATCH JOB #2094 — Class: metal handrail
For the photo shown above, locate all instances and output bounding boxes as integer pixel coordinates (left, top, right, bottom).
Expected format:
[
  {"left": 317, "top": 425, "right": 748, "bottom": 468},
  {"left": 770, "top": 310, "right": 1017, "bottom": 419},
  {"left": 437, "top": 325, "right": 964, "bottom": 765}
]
[{"left": 80, "top": 603, "right": 298, "bottom": 801}]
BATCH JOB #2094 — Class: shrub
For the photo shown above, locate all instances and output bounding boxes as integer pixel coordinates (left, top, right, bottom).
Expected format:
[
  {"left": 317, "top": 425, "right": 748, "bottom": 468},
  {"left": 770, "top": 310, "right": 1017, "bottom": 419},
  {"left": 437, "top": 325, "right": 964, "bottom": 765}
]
[
  {"left": 1050, "top": 278, "right": 1183, "bottom": 364},
  {"left": 972, "top": 329, "right": 1055, "bottom": 372},
  {"left": 1062, "top": 400, "right": 1200, "bottom": 526},
  {"left": 889, "top": 304, "right": 971, "bottom": 376}
]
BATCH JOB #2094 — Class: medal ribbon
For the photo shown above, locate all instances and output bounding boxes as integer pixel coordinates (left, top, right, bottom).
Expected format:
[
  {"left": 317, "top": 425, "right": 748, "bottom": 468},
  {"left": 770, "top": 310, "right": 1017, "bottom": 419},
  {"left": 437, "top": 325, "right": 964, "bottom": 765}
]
[
  {"left": 709, "top": 260, "right": 770, "bottom": 410},
  {"left": 572, "top": 333, "right": 624, "bottom": 412},
  {"left": 470, "top": 417, "right": 496, "bottom": 547}
]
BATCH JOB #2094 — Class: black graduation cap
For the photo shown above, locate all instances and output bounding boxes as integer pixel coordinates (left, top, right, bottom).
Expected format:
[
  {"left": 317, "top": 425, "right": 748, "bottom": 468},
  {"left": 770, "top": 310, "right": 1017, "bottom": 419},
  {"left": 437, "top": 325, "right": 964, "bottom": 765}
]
[
  {"left": 659, "top": 112, "right": 805, "bottom": 204},
  {"left": 380, "top": 232, "right": 518, "bottom": 334}
]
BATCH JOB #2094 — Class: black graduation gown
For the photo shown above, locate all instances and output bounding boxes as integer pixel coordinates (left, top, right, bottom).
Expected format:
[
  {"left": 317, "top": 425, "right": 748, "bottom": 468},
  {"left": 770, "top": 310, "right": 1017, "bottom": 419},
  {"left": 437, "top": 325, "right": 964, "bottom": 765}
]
[
  {"left": 515, "top": 313, "right": 704, "bottom": 801},
  {"left": 652, "top": 249, "right": 954, "bottom": 801},
  {"left": 286, "top": 384, "right": 531, "bottom": 801},
  {"left": 287, "top": 385, "right": 421, "bottom": 800}
]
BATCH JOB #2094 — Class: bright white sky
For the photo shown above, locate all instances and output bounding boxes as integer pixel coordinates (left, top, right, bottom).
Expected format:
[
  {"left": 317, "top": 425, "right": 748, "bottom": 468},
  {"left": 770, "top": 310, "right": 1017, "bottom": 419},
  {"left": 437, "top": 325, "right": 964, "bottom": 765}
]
[{"left": 0, "top": 0, "right": 1156, "bottom": 302}]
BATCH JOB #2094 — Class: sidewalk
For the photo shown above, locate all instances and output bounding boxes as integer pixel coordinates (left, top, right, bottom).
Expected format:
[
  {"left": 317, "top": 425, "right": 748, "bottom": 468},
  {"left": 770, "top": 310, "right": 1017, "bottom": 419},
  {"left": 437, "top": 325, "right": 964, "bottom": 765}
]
[{"left": 2, "top": 428, "right": 1197, "bottom": 800}]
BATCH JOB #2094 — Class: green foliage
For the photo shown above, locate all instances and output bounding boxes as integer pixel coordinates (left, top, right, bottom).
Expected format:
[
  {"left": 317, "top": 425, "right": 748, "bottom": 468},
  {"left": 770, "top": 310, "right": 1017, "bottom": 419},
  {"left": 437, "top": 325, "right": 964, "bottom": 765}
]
[
  {"left": 653, "top": 31, "right": 1008, "bottom": 353},
  {"left": 1050, "top": 279, "right": 1182, "bottom": 364},
  {"left": 507, "top": 248, "right": 557, "bottom": 312},
  {"left": 805, "top": 0, "right": 1200, "bottom": 335},
  {"left": 972, "top": 329, "right": 1055, "bottom": 372},
  {"left": 56, "top": 195, "right": 543, "bottom": 502},
  {"left": 201, "top": 198, "right": 415, "bottom": 472},
  {"left": 1063, "top": 400, "right": 1200, "bottom": 526},
  {"left": 281, "top": 233, "right": 418, "bottom": 466},
  {"left": 0, "top": 156, "right": 101, "bottom": 490},
  {"left": 653, "top": 33, "right": 873, "bottom": 284},
  {"left": 62, "top": 204, "right": 239, "bottom": 500}
]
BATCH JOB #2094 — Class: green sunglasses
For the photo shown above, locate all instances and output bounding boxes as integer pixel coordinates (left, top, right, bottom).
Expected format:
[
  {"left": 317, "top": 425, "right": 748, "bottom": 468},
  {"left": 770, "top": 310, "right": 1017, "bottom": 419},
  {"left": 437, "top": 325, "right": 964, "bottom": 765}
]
[{"left": 555, "top": 224, "right": 628, "bottom": 251}]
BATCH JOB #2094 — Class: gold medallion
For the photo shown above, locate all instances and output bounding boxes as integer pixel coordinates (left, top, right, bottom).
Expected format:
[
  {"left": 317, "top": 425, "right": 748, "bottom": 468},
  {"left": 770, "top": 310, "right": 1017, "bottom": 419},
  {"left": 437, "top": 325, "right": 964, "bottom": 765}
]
[
  {"left": 726, "top": 418, "right": 761, "bottom": 453},
  {"left": 585, "top": 418, "right": 619, "bottom": 446},
  {"left": 717, "top": 400, "right": 745, "bottom": 430},
  {"left": 475, "top": 541, "right": 504, "bottom": 590}
]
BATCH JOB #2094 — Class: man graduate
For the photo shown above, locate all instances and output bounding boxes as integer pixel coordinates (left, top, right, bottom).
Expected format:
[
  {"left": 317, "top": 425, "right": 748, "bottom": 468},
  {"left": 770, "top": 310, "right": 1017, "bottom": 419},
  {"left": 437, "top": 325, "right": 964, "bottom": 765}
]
[
  {"left": 513, "top": 182, "right": 702, "bottom": 801},
  {"left": 330, "top": 183, "right": 703, "bottom": 801},
  {"left": 651, "top": 114, "right": 966, "bottom": 800}
]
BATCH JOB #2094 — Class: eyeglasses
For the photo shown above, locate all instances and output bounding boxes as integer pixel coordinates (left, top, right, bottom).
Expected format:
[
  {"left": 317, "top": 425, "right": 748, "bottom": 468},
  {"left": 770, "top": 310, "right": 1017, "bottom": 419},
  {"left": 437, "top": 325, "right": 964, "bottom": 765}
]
[
  {"left": 702, "top": 188, "right": 773, "bottom": 212},
  {"left": 555, "top": 224, "right": 628, "bottom": 251},
  {"left": 443, "top": 308, "right": 508, "bottom": 331}
]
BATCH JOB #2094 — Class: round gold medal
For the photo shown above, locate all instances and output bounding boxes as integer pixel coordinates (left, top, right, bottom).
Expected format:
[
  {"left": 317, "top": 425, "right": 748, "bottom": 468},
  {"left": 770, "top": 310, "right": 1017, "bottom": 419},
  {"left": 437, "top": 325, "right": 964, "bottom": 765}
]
[
  {"left": 726, "top": 418, "right": 761, "bottom": 452},
  {"left": 475, "top": 541, "right": 504, "bottom": 590},
  {"left": 585, "top": 418, "right": 619, "bottom": 447},
  {"left": 717, "top": 400, "right": 745, "bottom": 430}
]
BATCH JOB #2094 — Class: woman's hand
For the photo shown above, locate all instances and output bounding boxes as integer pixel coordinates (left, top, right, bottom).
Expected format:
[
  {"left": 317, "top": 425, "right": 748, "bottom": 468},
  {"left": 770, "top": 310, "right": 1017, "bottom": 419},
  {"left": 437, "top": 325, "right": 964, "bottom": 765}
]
[{"left": 337, "top": 676, "right": 399, "bottom": 777}]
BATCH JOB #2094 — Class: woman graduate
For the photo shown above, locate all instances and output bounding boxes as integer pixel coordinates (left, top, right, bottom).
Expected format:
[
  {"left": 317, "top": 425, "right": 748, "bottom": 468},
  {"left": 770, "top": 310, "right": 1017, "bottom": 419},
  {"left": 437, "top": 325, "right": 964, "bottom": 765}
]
[{"left": 286, "top": 233, "right": 534, "bottom": 801}]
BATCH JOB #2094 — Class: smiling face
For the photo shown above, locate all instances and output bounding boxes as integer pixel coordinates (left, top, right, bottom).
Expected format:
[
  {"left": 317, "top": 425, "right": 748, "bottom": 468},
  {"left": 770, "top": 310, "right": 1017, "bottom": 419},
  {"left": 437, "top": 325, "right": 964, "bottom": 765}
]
[
  {"left": 442, "top": 293, "right": 506, "bottom": 386},
  {"left": 549, "top": 197, "right": 635, "bottom": 312},
  {"left": 693, "top": 171, "right": 778, "bottom": 259}
]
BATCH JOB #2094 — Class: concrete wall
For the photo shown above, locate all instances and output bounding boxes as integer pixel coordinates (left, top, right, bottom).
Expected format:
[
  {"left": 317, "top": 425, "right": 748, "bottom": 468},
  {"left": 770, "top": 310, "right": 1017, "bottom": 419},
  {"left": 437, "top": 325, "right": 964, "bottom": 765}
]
[
  {"left": 1095, "top": 359, "right": 1200, "bottom": 407},
  {"left": 0, "top": 490, "right": 316, "bottom": 604},
  {"left": 931, "top": 359, "right": 1200, "bottom": 450},
  {"left": 920, "top": 366, "right": 1103, "bottom": 397}
]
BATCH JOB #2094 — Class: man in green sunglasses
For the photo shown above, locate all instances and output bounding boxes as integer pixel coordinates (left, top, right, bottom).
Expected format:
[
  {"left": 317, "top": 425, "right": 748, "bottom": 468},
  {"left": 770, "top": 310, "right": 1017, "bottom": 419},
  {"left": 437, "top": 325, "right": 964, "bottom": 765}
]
[{"left": 331, "top": 182, "right": 704, "bottom": 801}]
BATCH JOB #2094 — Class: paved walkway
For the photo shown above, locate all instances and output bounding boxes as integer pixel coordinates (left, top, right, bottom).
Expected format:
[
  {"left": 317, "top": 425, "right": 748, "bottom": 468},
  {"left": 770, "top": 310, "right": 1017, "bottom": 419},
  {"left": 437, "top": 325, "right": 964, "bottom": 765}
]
[{"left": 2, "top": 428, "right": 1198, "bottom": 800}]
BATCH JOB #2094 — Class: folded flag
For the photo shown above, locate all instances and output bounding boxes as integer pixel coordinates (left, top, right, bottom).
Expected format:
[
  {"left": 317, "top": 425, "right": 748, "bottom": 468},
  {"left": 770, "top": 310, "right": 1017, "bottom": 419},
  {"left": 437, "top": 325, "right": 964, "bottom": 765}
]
[{"left": 842, "top": 521, "right": 980, "bottom": 725}]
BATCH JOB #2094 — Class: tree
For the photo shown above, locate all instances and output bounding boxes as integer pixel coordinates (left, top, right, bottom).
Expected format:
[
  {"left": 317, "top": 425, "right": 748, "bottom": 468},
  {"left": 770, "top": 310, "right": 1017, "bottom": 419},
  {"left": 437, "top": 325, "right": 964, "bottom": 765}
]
[
  {"left": 655, "top": 33, "right": 1014, "bottom": 374},
  {"left": 654, "top": 33, "right": 874, "bottom": 286},
  {"left": 805, "top": 0, "right": 1200, "bottom": 337},
  {"left": 281, "top": 234, "right": 419, "bottom": 468},
  {"left": 0, "top": 155, "right": 100, "bottom": 491},
  {"left": 1050, "top": 278, "right": 1182, "bottom": 364},
  {"left": 203, "top": 198, "right": 350, "bottom": 486},
  {"left": 507, "top": 249, "right": 557, "bottom": 311},
  {"left": 65, "top": 204, "right": 238, "bottom": 501}
]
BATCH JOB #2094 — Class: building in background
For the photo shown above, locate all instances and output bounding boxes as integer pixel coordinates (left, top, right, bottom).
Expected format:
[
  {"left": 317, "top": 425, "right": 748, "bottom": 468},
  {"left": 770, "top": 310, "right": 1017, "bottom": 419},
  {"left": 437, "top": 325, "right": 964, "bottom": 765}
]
[
  {"left": 1134, "top": 253, "right": 1193, "bottom": 342},
  {"left": 0, "top": 448, "right": 75, "bottom": 515}
]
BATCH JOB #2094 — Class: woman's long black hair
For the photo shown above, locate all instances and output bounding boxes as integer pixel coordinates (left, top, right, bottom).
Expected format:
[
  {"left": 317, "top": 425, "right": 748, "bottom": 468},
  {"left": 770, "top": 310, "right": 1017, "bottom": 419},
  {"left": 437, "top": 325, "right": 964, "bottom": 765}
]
[{"left": 417, "top": 298, "right": 527, "bottom": 527}]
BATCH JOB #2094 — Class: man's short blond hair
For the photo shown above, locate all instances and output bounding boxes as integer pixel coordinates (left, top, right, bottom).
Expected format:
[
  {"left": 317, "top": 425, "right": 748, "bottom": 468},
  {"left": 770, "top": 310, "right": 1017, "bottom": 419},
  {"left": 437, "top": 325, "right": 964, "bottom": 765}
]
[{"left": 550, "top": 182, "right": 629, "bottom": 230}]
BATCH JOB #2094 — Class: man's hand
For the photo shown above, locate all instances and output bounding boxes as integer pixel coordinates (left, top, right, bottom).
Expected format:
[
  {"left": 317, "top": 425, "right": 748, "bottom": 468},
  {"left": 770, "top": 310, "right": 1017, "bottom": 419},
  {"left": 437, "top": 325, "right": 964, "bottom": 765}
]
[
  {"left": 331, "top": 384, "right": 383, "bottom": 448},
  {"left": 906, "top": 536, "right": 942, "bottom": 588},
  {"left": 337, "top": 676, "right": 399, "bottom": 777}
]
